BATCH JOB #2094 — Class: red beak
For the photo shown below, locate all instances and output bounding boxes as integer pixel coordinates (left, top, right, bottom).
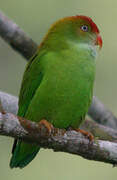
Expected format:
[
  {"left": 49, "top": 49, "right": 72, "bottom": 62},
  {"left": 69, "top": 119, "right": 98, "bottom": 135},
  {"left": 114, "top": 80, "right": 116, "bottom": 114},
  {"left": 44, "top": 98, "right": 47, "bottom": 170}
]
[{"left": 95, "top": 34, "right": 102, "bottom": 49}]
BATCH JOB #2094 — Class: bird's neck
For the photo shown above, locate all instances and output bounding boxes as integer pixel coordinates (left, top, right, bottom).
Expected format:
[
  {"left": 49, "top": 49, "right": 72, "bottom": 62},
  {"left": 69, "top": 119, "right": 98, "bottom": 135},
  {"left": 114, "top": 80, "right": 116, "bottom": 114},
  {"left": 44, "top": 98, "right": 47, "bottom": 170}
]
[
  {"left": 67, "top": 40, "right": 98, "bottom": 60},
  {"left": 40, "top": 34, "right": 98, "bottom": 61}
]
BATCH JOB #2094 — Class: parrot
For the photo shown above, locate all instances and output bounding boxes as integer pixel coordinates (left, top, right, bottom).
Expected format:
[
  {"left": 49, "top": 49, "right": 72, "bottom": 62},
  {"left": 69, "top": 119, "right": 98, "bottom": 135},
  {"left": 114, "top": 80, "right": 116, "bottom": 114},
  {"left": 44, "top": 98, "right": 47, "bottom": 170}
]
[{"left": 10, "top": 15, "right": 102, "bottom": 168}]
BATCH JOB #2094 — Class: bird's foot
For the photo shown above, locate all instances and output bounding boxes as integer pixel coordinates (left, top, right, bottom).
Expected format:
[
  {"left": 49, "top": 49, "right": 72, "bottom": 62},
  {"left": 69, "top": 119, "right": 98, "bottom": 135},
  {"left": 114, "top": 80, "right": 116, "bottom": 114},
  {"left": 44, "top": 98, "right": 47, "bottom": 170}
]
[
  {"left": 38, "top": 119, "right": 53, "bottom": 136},
  {"left": 72, "top": 128, "right": 94, "bottom": 142}
]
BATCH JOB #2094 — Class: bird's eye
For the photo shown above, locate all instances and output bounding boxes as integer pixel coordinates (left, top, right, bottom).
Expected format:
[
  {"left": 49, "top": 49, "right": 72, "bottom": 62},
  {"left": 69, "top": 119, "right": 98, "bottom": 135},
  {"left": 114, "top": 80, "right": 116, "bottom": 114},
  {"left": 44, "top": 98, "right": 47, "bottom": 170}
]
[{"left": 81, "top": 25, "right": 88, "bottom": 32}]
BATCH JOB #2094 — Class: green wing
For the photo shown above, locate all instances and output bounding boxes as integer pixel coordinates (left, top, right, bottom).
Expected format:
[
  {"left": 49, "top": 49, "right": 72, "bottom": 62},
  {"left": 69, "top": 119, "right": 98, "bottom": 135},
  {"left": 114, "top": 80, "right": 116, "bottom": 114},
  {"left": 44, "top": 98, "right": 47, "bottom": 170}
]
[
  {"left": 18, "top": 52, "right": 43, "bottom": 117},
  {"left": 10, "top": 51, "right": 44, "bottom": 168}
]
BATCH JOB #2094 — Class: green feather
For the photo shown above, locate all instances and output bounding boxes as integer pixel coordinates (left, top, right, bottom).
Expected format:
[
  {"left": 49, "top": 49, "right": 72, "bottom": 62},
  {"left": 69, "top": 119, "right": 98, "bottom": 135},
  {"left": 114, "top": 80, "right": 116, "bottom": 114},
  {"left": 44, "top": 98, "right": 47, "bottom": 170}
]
[
  {"left": 10, "top": 52, "right": 43, "bottom": 168},
  {"left": 10, "top": 142, "right": 40, "bottom": 168},
  {"left": 10, "top": 16, "right": 100, "bottom": 168}
]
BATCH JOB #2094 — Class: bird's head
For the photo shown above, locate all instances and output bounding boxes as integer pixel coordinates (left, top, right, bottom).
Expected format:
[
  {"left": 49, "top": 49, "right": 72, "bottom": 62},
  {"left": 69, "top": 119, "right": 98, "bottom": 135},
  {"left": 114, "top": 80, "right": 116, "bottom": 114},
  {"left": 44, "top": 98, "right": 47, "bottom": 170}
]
[
  {"left": 73, "top": 15, "right": 102, "bottom": 49},
  {"left": 40, "top": 15, "right": 102, "bottom": 51}
]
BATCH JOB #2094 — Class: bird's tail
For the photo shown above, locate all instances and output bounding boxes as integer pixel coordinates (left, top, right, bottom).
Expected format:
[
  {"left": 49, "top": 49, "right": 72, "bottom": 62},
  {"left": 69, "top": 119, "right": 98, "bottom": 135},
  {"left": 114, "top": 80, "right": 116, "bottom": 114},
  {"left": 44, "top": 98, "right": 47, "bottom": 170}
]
[{"left": 10, "top": 140, "right": 40, "bottom": 168}]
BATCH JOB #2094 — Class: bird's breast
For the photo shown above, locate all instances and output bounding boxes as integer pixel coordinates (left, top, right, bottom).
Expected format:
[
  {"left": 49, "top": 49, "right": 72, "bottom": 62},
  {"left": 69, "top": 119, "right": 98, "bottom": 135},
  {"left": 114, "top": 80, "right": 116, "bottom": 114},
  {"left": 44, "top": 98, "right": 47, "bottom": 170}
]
[{"left": 36, "top": 52, "right": 95, "bottom": 128}]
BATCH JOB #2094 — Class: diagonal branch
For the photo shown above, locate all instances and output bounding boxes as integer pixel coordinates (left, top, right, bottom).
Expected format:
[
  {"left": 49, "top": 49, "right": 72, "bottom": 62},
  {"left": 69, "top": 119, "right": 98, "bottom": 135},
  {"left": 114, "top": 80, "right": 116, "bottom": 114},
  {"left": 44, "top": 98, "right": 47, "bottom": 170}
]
[
  {"left": 0, "top": 111, "right": 117, "bottom": 166},
  {"left": 88, "top": 96, "right": 117, "bottom": 129},
  {"left": 0, "top": 11, "right": 37, "bottom": 59}
]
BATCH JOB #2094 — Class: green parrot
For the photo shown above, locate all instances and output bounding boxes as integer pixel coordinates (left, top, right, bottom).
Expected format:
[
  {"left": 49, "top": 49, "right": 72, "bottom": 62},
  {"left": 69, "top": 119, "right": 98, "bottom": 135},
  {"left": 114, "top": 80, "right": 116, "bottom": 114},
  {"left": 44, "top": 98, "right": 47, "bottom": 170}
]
[{"left": 10, "top": 15, "right": 102, "bottom": 168}]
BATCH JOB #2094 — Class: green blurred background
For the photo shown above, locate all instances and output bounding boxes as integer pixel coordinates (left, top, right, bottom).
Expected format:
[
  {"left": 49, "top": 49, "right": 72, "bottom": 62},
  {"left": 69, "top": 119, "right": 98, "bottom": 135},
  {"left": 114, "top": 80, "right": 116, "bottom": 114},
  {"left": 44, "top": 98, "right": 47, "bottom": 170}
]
[{"left": 0, "top": 0, "right": 117, "bottom": 179}]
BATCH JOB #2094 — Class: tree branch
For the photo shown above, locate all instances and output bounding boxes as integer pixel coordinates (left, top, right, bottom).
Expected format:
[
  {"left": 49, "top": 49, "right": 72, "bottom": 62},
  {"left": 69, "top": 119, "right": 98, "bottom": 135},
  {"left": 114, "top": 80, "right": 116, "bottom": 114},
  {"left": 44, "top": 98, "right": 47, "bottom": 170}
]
[
  {"left": 0, "top": 91, "right": 18, "bottom": 115},
  {"left": 0, "top": 11, "right": 37, "bottom": 59},
  {"left": 1, "top": 91, "right": 117, "bottom": 142},
  {"left": 82, "top": 120, "right": 117, "bottom": 142},
  {"left": 88, "top": 96, "right": 117, "bottom": 129},
  {"left": 0, "top": 111, "right": 117, "bottom": 166}
]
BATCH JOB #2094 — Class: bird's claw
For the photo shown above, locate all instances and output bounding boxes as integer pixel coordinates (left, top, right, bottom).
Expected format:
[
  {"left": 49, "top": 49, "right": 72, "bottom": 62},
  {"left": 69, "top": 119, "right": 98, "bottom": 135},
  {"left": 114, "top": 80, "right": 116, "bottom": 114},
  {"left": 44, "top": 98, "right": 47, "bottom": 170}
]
[
  {"left": 38, "top": 119, "right": 53, "bottom": 136},
  {"left": 72, "top": 128, "right": 94, "bottom": 142}
]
